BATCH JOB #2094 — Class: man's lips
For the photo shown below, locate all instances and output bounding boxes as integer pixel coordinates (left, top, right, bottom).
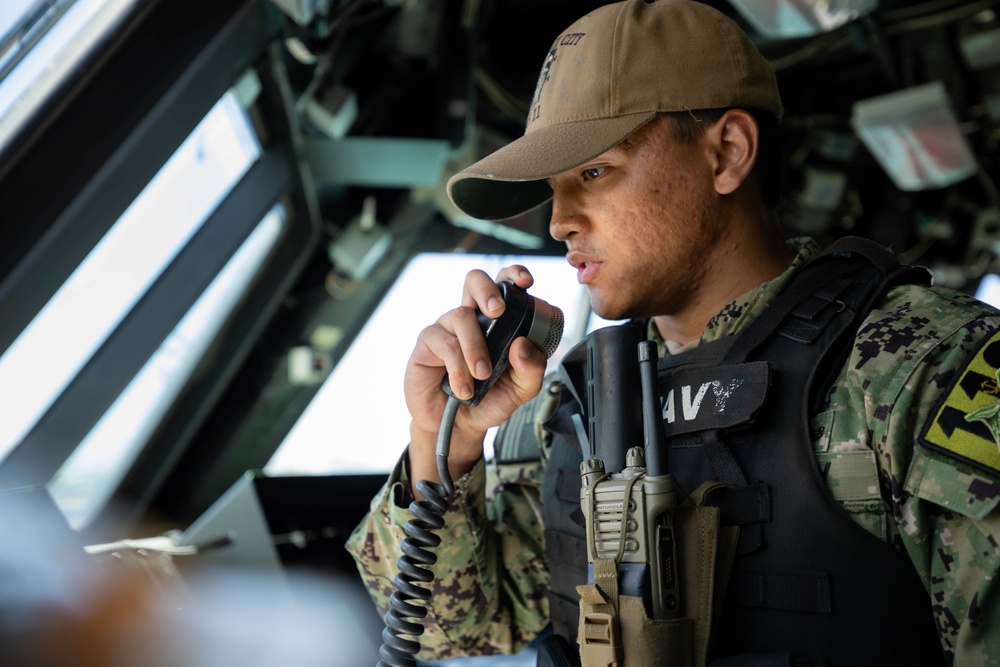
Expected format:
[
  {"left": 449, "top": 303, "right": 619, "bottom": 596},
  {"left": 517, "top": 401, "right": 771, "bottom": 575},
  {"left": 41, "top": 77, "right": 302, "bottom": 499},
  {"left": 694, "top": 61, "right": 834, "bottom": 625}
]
[{"left": 566, "top": 250, "right": 601, "bottom": 284}]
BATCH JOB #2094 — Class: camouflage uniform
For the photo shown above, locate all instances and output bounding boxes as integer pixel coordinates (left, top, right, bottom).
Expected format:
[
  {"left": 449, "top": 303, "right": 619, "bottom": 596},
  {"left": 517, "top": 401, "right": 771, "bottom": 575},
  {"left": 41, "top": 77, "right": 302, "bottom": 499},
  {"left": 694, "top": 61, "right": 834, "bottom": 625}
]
[{"left": 347, "top": 238, "right": 1000, "bottom": 664}]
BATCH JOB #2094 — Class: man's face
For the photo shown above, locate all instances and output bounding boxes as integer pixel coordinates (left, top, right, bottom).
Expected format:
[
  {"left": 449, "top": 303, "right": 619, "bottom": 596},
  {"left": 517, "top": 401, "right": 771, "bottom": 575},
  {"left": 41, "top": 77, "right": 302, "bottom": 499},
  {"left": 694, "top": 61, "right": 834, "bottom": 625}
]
[{"left": 548, "top": 117, "right": 729, "bottom": 322}]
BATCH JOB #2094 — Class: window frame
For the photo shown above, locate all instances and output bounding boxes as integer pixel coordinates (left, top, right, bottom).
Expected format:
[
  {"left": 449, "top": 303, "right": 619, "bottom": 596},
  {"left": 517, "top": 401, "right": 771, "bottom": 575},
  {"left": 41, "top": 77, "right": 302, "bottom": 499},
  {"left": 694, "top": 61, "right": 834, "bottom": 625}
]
[
  {"left": 0, "top": 150, "right": 295, "bottom": 488},
  {"left": 0, "top": 0, "right": 278, "bottom": 355},
  {"left": 0, "top": 0, "right": 322, "bottom": 536}
]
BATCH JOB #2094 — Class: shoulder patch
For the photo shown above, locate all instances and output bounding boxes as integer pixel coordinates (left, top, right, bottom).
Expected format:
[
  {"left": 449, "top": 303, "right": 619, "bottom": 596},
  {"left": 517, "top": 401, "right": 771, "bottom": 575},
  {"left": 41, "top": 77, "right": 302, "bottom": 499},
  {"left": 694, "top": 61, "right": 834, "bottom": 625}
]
[{"left": 920, "top": 329, "right": 1000, "bottom": 478}]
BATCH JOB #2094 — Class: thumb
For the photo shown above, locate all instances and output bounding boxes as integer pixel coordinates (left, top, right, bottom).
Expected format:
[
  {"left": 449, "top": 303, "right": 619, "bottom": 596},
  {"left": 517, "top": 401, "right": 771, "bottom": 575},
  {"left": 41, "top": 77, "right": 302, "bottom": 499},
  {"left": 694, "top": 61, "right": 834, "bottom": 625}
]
[{"left": 505, "top": 337, "right": 547, "bottom": 399}]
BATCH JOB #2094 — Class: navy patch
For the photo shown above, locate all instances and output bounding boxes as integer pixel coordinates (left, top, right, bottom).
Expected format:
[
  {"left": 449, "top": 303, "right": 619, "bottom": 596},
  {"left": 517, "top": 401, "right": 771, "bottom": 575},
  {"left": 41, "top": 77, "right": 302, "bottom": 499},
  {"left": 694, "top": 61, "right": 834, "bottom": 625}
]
[
  {"left": 658, "top": 361, "right": 771, "bottom": 437},
  {"left": 920, "top": 329, "right": 1000, "bottom": 477}
]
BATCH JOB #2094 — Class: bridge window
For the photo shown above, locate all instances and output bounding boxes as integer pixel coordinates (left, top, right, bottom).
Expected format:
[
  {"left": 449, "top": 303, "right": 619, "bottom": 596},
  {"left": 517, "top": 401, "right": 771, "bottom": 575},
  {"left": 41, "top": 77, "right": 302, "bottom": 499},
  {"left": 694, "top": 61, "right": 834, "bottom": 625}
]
[
  {"left": 0, "top": 89, "right": 265, "bottom": 529},
  {"left": 266, "top": 253, "right": 617, "bottom": 476}
]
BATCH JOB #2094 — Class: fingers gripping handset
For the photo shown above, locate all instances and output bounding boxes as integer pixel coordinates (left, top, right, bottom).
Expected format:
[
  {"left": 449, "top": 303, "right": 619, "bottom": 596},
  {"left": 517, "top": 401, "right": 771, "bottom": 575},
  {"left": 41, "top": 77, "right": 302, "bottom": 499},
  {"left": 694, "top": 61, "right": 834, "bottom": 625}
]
[
  {"left": 442, "top": 281, "right": 564, "bottom": 407},
  {"left": 378, "top": 280, "right": 564, "bottom": 667}
]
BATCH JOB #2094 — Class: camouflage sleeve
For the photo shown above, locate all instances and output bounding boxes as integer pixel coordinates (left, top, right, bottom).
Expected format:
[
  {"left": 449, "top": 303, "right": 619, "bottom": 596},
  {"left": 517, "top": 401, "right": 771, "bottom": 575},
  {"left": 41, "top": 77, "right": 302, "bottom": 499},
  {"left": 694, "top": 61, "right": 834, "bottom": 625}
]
[
  {"left": 345, "top": 421, "right": 550, "bottom": 660},
  {"left": 843, "top": 284, "right": 1000, "bottom": 664}
]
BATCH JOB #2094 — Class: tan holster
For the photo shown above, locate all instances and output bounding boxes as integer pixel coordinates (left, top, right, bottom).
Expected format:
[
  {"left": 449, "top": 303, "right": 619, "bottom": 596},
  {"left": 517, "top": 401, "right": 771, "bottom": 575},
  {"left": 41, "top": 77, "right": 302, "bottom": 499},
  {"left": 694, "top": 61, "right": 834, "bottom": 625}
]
[{"left": 576, "top": 481, "right": 739, "bottom": 667}]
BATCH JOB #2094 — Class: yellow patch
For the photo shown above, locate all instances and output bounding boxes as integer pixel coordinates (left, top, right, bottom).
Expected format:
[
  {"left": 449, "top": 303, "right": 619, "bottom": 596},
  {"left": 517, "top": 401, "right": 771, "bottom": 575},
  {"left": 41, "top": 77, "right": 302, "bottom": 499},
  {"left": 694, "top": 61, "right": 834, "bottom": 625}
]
[{"left": 921, "top": 329, "right": 1000, "bottom": 477}]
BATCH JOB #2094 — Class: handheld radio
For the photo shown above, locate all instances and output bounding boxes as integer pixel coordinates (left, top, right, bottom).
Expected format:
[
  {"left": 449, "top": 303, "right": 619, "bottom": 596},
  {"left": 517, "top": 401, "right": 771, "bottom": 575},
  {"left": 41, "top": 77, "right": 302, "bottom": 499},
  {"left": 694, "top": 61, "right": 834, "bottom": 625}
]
[
  {"left": 580, "top": 341, "right": 681, "bottom": 617},
  {"left": 442, "top": 280, "right": 564, "bottom": 407},
  {"left": 575, "top": 341, "right": 682, "bottom": 665}
]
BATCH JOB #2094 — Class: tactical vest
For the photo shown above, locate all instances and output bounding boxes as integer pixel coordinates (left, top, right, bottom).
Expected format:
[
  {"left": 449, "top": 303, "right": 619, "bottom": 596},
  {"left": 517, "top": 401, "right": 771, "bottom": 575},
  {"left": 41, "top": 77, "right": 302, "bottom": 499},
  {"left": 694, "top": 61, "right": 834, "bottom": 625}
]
[{"left": 540, "top": 239, "right": 944, "bottom": 666}]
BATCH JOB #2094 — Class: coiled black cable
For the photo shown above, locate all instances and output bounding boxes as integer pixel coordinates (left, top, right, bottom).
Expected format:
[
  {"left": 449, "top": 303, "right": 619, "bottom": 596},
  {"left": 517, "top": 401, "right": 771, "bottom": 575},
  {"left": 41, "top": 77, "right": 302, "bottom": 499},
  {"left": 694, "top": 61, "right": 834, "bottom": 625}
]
[{"left": 377, "top": 396, "right": 460, "bottom": 667}]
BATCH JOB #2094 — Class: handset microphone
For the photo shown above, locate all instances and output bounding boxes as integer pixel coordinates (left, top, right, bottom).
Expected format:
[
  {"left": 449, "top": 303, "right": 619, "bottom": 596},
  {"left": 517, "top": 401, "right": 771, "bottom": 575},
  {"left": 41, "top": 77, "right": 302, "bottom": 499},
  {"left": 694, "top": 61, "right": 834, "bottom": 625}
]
[
  {"left": 442, "top": 280, "right": 565, "bottom": 406},
  {"left": 378, "top": 280, "right": 563, "bottom": 667}
]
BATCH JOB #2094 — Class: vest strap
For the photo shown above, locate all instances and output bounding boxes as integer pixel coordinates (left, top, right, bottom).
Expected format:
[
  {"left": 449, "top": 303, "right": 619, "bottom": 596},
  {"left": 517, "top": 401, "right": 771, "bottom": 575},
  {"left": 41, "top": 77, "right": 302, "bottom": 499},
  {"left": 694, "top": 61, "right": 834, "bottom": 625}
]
[
  {"left": 733, "top": 569, "right": 832, "bottom": 614},
  {"left": 702, "top": 429, "right": 749, "bottom": 487},
  {"left": 779, "top": 275, "right": 853, "bottom": 345},
  {"left": 703, "top": 484, "right": 771, "bottom": 526}
]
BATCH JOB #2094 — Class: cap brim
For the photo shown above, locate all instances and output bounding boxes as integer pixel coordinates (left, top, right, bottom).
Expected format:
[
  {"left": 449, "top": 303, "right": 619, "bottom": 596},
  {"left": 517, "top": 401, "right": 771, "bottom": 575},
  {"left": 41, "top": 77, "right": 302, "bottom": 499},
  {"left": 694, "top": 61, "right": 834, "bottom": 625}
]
[{"left": 448, "top": 112, "right": 656, "bottom": 221}]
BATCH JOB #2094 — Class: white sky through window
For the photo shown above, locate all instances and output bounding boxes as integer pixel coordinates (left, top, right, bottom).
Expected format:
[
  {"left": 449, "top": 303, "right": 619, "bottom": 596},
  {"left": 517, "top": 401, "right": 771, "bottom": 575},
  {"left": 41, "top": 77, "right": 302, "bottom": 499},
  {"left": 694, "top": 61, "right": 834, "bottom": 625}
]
[{"left": 266, "top": 253, "right": 617, "bottom": 476}]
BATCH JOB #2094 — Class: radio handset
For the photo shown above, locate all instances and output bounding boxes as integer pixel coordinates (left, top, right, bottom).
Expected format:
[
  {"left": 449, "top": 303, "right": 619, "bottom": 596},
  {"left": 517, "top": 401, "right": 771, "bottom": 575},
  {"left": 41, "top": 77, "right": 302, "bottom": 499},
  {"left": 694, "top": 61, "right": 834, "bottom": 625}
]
[
  {"left": 377, "top": 280, "right": 564, "bottom": 667},
  {"left": 442, "top": 280, "right": 564, "bottom": 406}
]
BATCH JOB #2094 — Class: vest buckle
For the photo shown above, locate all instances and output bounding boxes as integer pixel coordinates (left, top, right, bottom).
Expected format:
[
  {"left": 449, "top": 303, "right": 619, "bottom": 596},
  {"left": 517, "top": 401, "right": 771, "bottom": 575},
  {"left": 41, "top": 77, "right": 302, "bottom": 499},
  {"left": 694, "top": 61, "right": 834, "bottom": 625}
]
[{"left": 579, "top": 611, "right": 623, "bottom": 667}]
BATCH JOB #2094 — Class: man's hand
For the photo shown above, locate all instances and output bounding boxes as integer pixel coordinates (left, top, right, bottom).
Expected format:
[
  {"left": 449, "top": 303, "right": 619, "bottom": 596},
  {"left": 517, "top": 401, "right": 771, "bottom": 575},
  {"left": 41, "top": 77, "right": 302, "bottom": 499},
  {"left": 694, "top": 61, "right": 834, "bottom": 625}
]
[{"left": 404, "top": 265, "right": 548, "bottom": 494}]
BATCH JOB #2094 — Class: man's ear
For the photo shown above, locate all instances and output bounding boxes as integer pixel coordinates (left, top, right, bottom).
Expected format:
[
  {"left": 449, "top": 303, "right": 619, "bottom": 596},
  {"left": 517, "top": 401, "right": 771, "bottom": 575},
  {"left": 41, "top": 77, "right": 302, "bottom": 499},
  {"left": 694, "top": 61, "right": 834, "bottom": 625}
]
[{"left": 708, "top": 109, "right": 759, "bottom": 196}]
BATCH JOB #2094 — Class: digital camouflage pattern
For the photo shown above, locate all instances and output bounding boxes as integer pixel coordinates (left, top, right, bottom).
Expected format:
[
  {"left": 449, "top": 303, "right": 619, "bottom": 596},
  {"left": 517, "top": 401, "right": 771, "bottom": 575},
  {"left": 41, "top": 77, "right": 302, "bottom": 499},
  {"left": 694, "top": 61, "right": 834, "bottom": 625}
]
[{"left": 346, "top": 238, "right": 1000, "bottom": 664}]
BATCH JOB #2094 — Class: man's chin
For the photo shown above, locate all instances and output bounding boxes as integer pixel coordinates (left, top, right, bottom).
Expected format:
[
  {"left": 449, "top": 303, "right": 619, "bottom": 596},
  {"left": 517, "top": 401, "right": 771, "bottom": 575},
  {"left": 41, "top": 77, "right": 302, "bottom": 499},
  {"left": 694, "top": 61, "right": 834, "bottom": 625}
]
[{"left": 588, "top": 294, "right": 632, "bottom": 323}]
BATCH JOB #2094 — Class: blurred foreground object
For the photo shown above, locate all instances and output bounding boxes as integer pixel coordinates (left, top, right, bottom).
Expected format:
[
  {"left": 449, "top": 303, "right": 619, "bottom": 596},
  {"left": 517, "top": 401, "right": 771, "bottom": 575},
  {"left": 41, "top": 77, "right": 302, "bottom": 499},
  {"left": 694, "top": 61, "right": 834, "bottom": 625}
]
[{"left": 0, "top": 482, "right": 379, "bottom": 667}]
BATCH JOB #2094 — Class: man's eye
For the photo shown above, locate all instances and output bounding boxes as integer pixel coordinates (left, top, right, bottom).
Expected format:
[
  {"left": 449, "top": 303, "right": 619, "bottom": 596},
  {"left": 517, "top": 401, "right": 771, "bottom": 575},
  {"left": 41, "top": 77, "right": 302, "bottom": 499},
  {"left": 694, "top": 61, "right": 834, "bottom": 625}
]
[{"left": 582, "top": 166, "right": 605, "bottom": 181}]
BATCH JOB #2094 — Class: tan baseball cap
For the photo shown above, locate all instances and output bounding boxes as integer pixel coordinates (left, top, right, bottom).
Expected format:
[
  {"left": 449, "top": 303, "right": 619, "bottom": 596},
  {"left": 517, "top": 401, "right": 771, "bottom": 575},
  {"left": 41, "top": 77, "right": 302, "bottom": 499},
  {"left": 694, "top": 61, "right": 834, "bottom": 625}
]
[{"left": 447, "top": 0, "right": 782, "bottom": 221}]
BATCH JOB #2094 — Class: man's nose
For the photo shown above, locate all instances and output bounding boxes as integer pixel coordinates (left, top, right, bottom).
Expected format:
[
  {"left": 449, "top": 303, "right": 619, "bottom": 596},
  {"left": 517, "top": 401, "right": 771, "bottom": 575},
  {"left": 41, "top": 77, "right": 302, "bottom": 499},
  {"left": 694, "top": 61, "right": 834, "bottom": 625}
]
[{"left": 549, "top": 190, "right": 582, "bottom": 242}]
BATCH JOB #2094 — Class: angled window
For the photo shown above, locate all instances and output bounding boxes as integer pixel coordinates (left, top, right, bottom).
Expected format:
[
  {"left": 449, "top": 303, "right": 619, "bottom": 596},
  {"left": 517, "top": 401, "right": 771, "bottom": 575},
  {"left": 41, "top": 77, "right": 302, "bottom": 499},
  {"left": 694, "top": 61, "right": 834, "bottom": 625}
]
[
  {"left": 0, "top": 0, "right": 140, "bottom": 154},
  {"left": 0, "top": 91, "right": 261, "bottom": 468},
  {"left": 49, "top": 205, "right": 285, "bottom": 529}
]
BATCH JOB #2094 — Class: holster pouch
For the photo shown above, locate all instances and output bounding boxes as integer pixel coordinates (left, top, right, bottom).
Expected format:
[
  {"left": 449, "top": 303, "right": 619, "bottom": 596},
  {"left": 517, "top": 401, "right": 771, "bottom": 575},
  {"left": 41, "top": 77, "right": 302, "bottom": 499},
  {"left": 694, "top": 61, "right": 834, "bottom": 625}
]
[{"left": 576, "top": 481, "right": 738, "bottom": 667}]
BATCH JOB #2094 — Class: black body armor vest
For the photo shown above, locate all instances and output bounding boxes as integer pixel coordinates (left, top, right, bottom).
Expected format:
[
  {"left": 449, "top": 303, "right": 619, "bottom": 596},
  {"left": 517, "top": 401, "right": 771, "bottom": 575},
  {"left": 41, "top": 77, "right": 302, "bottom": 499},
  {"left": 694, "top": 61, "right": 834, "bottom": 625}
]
[{"left": 540, "top": 239, "right": 944, "bottom": 666}]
